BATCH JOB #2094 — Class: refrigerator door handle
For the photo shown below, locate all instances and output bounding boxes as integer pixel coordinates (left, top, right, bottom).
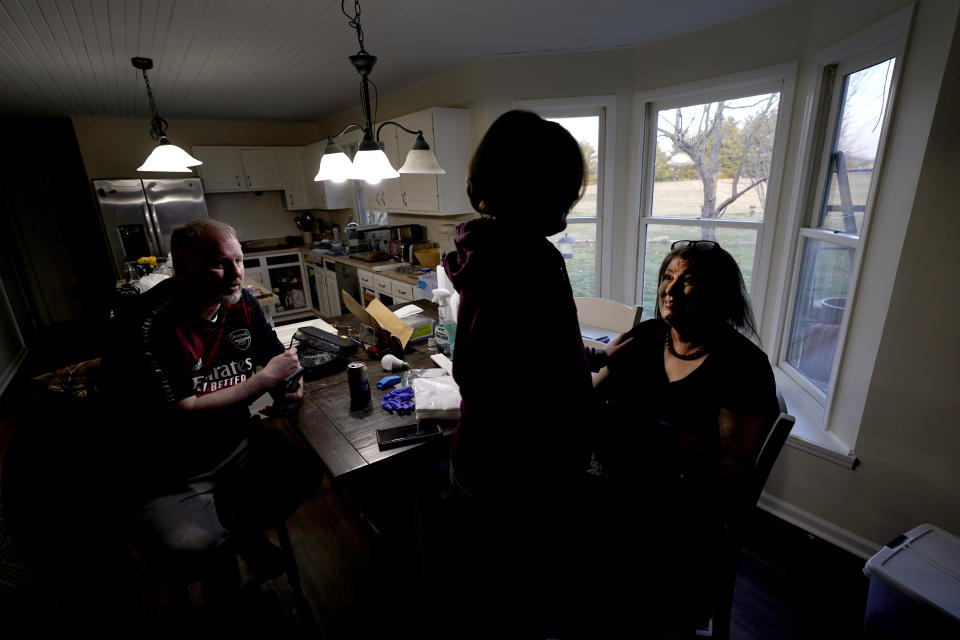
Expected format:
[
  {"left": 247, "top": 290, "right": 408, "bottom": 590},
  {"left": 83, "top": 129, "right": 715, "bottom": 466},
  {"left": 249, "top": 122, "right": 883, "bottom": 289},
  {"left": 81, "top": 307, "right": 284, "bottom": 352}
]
[{"left": 143, "top": 202, "right": 162, "bottom": 258}]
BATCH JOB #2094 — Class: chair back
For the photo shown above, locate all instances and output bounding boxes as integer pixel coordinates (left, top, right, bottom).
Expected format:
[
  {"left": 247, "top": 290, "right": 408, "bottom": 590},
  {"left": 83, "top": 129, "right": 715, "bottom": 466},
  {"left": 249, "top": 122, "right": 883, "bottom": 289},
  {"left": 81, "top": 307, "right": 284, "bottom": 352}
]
[
  {"left": 574, "top": 297, "right": 641, "bottom": 349},
  {"left": 749, "top": 389, "right": 795, "bottom": 506}
]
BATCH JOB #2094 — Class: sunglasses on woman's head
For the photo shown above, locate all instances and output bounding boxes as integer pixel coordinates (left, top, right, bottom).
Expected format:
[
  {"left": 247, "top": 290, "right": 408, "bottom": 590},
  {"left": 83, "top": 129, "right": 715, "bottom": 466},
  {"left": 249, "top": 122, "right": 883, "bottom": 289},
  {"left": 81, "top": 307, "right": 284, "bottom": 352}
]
[{"left": 671, "top": 240, "right": 719, "bottom": 251}]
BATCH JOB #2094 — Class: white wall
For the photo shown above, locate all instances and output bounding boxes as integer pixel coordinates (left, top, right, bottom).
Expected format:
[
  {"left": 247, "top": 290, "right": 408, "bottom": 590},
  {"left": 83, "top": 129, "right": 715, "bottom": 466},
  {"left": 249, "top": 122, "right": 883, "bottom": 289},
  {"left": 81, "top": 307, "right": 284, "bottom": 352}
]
[{"left": 318, "top": 0, "right": 960, "bottom": 549}]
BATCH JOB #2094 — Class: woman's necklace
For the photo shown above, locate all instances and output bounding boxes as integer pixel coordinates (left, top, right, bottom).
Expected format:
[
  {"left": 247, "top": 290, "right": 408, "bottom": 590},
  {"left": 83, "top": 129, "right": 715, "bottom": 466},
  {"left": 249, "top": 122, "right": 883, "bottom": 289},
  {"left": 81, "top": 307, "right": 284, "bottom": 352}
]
[{"left": 665, "top": 329, "right": 708, "bottom": 361}]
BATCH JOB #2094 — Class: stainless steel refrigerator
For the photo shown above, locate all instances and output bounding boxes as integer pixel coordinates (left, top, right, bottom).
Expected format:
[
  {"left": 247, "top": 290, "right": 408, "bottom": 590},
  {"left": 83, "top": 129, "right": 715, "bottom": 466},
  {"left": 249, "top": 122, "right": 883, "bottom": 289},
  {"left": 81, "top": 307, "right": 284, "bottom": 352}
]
[{"left": 93, "top": 178, "right": 208, "bottom": 278}]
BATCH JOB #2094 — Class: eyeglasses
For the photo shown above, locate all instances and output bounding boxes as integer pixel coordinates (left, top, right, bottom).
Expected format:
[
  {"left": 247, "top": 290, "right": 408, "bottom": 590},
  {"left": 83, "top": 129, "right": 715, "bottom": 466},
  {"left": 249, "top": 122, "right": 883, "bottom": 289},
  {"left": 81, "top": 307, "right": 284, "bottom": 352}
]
[{"left": 671, "top": 240, "right": 719, "bottom": 251}]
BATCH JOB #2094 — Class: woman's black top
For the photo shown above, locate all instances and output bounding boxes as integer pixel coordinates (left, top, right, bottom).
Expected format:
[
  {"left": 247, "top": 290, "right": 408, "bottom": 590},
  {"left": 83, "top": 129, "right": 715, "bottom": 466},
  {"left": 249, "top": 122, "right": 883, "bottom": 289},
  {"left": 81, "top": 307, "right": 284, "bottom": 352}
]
[{"left": 592, "top": 319, "right": 779, "bottom": 495}]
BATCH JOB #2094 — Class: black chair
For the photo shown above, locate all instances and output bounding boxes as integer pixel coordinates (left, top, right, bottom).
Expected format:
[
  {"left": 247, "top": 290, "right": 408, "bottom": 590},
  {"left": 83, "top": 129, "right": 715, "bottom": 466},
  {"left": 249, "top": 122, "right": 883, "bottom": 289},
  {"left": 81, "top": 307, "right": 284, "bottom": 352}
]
[
  {"left": 128, "top": 517, "right": 313, "bottom": 632},
  {"left": 707, "top": 389, "right": 796, "bottom": 639}
]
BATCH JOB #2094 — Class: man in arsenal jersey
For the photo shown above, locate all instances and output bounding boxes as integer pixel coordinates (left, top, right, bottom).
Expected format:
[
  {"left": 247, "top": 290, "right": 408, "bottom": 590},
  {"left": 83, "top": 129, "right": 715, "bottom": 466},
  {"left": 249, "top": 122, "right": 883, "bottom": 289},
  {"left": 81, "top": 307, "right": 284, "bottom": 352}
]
[{"left": 102, "top": 219, "right": 316, "bottom": 595}]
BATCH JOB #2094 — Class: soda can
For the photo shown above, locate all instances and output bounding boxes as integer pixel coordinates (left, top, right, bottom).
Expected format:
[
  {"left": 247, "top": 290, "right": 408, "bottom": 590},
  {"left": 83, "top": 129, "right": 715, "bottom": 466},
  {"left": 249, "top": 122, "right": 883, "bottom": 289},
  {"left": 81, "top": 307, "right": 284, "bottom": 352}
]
[{"left": 347, "top": 361, "right": 371, "bottom": 409}]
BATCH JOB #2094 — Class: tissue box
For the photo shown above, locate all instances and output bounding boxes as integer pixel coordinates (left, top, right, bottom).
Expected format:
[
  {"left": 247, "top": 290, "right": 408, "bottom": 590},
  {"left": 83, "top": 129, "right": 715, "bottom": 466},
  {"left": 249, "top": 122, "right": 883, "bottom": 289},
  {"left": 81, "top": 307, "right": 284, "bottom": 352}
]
[{"left": 403, "top": 314, "right": 434, "bottom": 343}]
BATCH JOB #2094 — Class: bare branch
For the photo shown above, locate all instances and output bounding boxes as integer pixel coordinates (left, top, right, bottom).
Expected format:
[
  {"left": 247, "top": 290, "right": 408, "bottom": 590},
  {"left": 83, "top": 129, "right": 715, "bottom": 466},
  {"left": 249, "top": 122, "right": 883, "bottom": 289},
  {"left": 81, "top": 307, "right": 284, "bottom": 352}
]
[{"left": 716, "top": 177, "right": 768, "bottom": 215}]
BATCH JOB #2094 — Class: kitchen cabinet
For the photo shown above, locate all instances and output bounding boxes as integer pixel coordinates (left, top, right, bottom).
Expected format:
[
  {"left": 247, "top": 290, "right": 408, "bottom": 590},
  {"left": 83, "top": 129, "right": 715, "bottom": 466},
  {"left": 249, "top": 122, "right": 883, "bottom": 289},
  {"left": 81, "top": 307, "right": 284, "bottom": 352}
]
[
  {"left": 372, "top": 272, "right": 415, "bottom": 304},
  {"left": 361, "top": 107, "right": 473, "bottom": 215},
  {"left": 192, "top": 147, "right": 245, "bottom": 191},
  {"left": 307, "top": 263, "right": 328, "bottom": 317},
  {"left": 322, "top": 261, "right": 341, "bottom": 316},
  {"left": 240, "top": 148, "right": 282, "bottom": 190},
  {"left": 275, "top": 148, "right": 311, "bottom": 210},
  {"left": 193, "top": 146, "right": 282, "bottom": 193},
  {"left": 245, "top": 251, "right": 311, "bottom": 321},
  {"left": 302, "top": 141, "right": 352, "bottom": 210},
  {"left": 358, "top": 268, "right": 377, "bottom": 305}
]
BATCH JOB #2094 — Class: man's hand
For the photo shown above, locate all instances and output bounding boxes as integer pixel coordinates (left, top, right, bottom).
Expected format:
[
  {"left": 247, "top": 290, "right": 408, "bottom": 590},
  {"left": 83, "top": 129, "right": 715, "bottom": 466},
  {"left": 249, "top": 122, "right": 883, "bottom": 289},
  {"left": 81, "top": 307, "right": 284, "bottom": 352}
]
[
  {"left": 264, "top": 377, "right": 304, "bottom": 416},
  {"left": 261, "top": 348, "right": 304, "bottom": 417},
  {"left": 262, "top": 348, "right": 301, "bottom": 387}
]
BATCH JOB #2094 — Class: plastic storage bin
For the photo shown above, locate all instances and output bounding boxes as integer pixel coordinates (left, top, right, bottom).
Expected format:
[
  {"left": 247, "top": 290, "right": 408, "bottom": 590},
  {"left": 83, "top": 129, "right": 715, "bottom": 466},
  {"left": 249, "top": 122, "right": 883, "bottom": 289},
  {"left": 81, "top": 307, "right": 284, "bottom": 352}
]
[{"left": 863, "top": 523, "right": 960, "bottom": 637}]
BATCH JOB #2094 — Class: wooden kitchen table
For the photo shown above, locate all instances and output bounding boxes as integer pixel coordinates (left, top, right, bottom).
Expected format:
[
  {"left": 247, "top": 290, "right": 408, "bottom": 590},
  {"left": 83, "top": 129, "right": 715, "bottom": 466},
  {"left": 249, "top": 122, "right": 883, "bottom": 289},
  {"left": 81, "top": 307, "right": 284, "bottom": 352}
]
[
  {"left": 292, "top": 299, "right": 453, "bottom": 481},
  {"left": 287, "top": 299, "right": 453, "bottom": 601}
]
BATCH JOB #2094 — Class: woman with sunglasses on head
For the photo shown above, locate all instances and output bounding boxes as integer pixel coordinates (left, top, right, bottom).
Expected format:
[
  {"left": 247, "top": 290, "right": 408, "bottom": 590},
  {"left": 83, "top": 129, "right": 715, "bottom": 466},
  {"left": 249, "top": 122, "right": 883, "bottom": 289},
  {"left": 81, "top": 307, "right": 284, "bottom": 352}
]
[{"left": 585, "top": 239, "right": 780, "bottom": 636}]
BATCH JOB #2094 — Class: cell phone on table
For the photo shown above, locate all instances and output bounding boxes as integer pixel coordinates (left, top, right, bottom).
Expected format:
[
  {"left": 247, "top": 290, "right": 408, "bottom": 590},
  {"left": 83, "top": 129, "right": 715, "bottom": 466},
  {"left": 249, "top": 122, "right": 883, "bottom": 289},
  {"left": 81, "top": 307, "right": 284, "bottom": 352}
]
[{"left": 376, "top": 423, "right": 443, "bottom": 450}]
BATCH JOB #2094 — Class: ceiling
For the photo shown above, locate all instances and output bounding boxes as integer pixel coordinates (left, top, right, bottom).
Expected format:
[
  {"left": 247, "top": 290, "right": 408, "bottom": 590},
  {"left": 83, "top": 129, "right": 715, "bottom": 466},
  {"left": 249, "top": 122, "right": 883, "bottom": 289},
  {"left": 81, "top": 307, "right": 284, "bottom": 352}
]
[{"left": 0, "top": 0, "right": 795, "bottom": 123}]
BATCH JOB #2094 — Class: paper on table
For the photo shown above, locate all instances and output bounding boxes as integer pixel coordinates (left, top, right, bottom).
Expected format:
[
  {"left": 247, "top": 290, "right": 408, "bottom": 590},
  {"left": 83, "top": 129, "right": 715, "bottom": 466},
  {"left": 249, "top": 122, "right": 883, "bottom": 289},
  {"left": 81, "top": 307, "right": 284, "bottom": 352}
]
[
  {"left": 393, "top": 304, "right": 424, "bottom": 318},
  {"left": 275, "top": 317, "right": 337, "bottom": 346}
]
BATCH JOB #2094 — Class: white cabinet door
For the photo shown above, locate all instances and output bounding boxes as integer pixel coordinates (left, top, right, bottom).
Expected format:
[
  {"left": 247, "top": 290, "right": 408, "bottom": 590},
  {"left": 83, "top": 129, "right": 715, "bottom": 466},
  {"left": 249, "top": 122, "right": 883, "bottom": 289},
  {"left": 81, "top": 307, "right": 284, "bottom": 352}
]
[
  {"left": 193, "top": 147, "right": 245, "bottom": 192},
  {"left": 276, "top": 148, "right": 310, "bottom": 210},
  {"left": 363, "top": 181, "right": 385, "bottom": 211},
  {"left": 379, "top": 128, "right": 405, "bottom": 210},
  {"left": 309, "top": 265, "right": 329, "bottom": 317},
  {"left": 239, "top": 148, "right": 282, "bottom": 190},
  {"left": 397, "top": 111, "right": 441, "bottom": 212},
  {"left": 323, "top": 268, "right": 341, "bottom": 317}
]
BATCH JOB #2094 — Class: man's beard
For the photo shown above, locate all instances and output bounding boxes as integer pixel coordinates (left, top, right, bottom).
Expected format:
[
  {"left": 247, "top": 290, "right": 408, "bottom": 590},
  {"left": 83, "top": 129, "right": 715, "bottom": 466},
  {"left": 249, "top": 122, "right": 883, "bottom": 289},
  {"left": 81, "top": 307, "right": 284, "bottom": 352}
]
[{"left": 220, "top": 290, "right": 242, "bottom": 305}]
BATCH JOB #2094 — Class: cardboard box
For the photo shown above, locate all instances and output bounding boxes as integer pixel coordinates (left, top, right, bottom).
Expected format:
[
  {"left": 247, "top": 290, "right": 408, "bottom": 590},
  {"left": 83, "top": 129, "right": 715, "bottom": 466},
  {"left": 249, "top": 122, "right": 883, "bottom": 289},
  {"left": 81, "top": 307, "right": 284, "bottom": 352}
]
[{"left": 341, "top": 290, "right": 414, "bottom": 351}]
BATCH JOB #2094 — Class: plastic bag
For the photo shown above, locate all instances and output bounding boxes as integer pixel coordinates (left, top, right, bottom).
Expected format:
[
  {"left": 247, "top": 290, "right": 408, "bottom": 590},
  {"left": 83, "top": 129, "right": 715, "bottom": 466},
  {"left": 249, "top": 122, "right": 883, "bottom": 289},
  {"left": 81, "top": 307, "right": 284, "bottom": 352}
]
[{"left": 411, "top": 376, "right": 461, "bottom": 422}]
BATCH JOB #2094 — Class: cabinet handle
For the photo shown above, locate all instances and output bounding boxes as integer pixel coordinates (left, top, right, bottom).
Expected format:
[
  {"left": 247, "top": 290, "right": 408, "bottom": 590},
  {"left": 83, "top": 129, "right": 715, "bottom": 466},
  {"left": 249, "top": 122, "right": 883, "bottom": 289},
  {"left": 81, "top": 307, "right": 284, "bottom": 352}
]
[
  {"left": 236, "top": 175, "right": 241, "bottom": 186},
  {"left": 247, "top": 176, "right": 252, "bottom": 187},
  {"left": 402, "top": 192, "right": 407, "bottom": 207}
]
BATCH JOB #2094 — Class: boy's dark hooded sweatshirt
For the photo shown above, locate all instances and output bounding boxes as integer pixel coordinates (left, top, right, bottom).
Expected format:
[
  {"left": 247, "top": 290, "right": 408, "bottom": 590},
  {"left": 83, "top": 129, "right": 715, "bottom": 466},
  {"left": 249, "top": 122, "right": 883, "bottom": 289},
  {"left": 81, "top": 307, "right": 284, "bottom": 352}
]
[{"left": 443, "top": 217, "right": 593, "bottom": 499}]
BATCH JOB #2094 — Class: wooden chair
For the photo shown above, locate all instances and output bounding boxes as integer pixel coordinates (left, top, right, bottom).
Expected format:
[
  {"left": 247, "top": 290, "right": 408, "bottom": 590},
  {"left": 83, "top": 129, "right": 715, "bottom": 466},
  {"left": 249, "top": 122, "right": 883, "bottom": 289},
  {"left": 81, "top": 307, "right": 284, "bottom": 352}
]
[
  {"left": 707, "top": 389, "right": 796, "bottom": 639},
  {"left": 573, "top": 297, "right": 642, "bottom": 349}
]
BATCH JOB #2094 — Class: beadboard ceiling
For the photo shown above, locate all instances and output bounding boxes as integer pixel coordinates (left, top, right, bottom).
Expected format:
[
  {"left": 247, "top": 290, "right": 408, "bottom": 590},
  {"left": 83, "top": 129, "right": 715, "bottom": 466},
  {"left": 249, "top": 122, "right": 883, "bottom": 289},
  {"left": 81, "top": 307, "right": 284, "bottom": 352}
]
[{"left": 0, "top": 0, "right": 794, "bottom": 122}]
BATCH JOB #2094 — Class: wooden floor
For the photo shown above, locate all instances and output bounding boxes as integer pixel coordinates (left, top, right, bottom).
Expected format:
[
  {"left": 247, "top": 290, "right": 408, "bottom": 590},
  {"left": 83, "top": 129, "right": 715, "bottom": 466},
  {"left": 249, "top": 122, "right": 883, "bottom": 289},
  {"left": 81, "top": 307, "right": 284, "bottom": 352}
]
[{"left": 0, "top": 347, "right": 872, "bottom": 638}]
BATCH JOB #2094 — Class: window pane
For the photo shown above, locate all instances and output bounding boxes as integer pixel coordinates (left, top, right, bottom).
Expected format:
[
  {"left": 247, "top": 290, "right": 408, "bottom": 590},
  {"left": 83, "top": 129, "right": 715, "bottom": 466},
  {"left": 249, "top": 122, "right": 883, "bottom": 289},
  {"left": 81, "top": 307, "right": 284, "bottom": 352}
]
[
  {"left": 785, "top": 237, "right": 854, "bottom": 392},
  {"left": 547, "top": 116, "right": 599, "bottom": 219},
  {"left": 546, "top": 115, "right": 600, "bottom": 296},
  {"left": 550, "top": 223, "right": 596, "bottom": 297},
  {"left": 653, "top": 92, "right": 780, "bottom": 221},
  {"left": 819, "top": 58, "right": 895, "bottom": 234},
  {"left": 640, "top": 224, "right": 758, "bottom": 319}
]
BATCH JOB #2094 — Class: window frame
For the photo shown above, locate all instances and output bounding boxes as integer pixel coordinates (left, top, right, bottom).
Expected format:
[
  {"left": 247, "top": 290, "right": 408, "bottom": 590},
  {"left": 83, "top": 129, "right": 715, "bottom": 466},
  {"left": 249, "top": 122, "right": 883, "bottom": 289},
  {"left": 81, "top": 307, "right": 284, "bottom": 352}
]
[
  {"left": 513, "top": 96, "right": 617, "bottom": 298},
  {"left": 763, "top": 4, "right": 914, "bottom": 468},
  {"left": 778, "top": 43, "right": 901, "bottom": 409},
  {"left": 630, "top": 63, "right": 798, "bottom": 321}
]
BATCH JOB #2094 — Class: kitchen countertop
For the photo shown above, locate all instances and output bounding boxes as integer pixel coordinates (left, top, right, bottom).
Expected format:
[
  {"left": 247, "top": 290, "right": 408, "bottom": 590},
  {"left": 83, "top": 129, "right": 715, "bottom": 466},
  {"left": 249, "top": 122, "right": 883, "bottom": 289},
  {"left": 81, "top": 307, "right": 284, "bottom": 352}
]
[
  {"left": 302, "top": 250, "right": 429, "bottom": 287},
  {"left": 241, "top": 240, "right": 432, "bottom": 287}
]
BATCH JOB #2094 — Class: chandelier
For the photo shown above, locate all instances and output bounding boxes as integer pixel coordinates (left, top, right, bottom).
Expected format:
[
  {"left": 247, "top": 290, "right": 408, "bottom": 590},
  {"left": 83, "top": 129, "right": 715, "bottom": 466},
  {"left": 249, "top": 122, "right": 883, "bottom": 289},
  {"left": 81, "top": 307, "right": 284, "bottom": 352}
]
[{"left": 314, "top": 0, "right": 445, "bottom": 184}]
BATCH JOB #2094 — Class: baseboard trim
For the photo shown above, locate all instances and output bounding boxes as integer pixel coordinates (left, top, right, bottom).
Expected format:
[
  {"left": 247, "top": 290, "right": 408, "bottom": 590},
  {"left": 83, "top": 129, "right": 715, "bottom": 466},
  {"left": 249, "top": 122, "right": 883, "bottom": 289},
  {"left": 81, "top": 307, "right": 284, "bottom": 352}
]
[{"left": 758, "top": 493, "right": 881, "bottom": 560}]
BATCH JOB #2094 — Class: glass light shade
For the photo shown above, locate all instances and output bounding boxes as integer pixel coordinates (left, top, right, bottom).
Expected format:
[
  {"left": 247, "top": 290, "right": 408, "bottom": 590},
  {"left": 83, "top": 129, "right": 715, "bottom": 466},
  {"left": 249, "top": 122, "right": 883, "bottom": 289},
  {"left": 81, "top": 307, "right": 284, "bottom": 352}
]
[
  {"left": 137, "top": 139, "right": 203, "bottom": 172},
  {"left": 314, "top": 151, "right": 353, "bottom": 183},
  {"left": 348, "top": 148, "right": 400, "bottom": 184},
  {"left": 398, "top": 148, "right": 445, "bottom": 174}
]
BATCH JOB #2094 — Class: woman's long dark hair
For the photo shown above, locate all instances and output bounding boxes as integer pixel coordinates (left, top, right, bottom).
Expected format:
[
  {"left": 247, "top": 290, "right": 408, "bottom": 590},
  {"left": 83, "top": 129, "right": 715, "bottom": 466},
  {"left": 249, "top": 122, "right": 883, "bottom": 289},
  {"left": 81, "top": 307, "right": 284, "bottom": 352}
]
[{"left": 654, "top": 242, "right": 759, "bottom": 340}]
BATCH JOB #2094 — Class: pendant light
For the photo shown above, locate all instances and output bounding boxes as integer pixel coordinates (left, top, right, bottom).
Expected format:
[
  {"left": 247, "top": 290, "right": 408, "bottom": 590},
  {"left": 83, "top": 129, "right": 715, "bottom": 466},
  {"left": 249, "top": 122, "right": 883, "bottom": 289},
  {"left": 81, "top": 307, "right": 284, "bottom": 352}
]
[
  {"left": 314, "top": 0, "right": 445, "bottom": 184},
  {"left": 132, "top": 57, "right": 202, "bottom": 172}
]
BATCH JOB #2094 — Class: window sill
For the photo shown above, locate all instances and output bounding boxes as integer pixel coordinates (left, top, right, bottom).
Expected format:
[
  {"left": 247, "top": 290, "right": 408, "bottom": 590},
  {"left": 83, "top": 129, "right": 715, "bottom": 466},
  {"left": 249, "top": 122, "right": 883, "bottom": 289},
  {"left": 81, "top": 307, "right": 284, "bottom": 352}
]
[{"left": 774, "top": 368, "right": 858, "bottom": 469}]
